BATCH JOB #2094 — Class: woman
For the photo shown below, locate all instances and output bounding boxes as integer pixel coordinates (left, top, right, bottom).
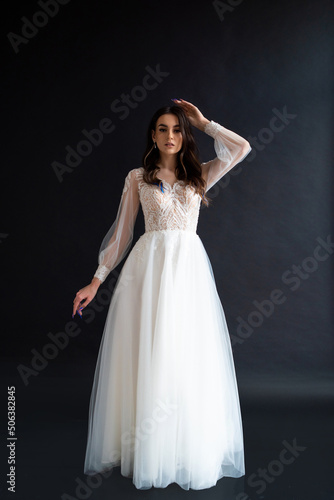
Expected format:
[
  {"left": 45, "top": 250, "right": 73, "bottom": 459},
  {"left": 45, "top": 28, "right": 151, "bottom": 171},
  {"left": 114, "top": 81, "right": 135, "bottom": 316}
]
[{"left": 73, "top": 98, "right": 252, "bottom": 490}]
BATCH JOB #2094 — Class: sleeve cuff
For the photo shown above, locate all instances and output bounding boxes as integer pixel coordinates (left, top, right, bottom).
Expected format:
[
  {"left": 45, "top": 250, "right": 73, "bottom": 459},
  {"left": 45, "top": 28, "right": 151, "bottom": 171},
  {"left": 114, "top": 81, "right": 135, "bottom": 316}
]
[
  {"left": 94, "top": 264, "right": 110, "bottom": 284},
  {"left": 204, "top": 120, "right": 223, "bottom": 138}
]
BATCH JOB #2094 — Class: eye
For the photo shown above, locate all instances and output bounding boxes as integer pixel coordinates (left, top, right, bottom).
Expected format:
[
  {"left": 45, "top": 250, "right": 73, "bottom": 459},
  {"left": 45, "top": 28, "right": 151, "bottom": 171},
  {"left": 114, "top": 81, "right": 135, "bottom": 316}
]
[{"left": 158, "top": 128, "right": 166, "bottom": 132}]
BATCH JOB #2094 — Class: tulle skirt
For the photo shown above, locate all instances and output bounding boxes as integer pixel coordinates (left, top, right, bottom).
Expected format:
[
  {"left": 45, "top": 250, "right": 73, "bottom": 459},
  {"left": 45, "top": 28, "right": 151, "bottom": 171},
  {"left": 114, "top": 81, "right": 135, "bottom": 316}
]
[{"left": 84, "top": 229, "right": 245, "bottom": 490}]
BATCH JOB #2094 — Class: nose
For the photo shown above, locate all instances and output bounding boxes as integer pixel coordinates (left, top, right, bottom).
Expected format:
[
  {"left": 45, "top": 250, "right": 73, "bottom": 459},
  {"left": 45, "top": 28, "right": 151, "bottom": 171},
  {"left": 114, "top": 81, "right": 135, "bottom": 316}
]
[{"left": 167, "top": 130, "right": 174, "bottom": 140}]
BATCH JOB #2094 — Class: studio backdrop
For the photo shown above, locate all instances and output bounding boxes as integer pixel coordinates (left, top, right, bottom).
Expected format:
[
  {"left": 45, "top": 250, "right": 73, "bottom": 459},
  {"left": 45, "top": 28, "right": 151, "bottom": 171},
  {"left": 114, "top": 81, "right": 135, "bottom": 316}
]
[{"left": 1, "top": 0, "right": 333, "bottom": 412}]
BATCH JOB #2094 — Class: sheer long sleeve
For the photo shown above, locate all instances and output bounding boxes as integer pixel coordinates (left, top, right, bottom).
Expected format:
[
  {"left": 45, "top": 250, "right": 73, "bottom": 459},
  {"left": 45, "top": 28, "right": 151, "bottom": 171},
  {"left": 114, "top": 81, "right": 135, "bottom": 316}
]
[
  {"left": 201, "top": 120, "right": 252, "bottom": 192},
  {"left": 93, "top": 169, "right": 140, "bottom": 284}
]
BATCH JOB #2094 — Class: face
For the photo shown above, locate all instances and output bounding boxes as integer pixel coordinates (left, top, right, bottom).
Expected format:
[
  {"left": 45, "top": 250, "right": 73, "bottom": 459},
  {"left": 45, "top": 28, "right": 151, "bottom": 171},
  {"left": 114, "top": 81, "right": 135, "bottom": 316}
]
[{"left": 151, "top": 113, "right": 183, "bottom": 154}]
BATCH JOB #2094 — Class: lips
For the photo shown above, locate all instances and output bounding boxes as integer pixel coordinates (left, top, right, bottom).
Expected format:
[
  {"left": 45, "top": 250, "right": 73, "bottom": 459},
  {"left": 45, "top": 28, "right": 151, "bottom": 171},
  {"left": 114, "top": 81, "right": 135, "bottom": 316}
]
[{"left": 165, "top": 143, "right": 174, "bottom": 146}]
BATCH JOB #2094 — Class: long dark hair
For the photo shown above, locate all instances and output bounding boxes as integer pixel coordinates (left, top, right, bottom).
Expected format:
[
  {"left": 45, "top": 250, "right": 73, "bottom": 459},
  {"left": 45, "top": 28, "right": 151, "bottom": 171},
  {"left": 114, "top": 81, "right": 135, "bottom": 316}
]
[{"left": 141, "top": 105, "right": 211, "bottom": 207}]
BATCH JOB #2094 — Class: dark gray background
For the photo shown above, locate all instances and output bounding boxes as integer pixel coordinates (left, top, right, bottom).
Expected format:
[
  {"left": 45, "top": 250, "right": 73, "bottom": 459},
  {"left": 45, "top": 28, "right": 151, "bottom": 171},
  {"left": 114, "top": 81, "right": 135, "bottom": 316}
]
[
  {"left": 2, "top": 0, "right": 333, "bottom": 392},
  {"left": 1, "top": 1, "right": 333, "bottom": 498}
]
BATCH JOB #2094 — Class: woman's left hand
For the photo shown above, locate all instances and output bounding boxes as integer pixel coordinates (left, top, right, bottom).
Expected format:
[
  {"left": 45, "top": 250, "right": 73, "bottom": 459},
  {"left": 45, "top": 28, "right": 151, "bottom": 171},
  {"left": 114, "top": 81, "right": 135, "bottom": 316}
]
[{"left": 172, "top": 98, "right": 210, "bottom": 131}]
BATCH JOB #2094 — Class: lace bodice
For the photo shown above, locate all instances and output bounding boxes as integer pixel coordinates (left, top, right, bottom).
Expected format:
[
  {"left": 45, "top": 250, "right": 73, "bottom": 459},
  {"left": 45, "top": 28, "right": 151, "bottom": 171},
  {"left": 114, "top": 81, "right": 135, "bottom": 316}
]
[
  {"left": 93, "top": 120, "right": 252, "bottom": 283},
  {"left": 136, "top": 167, "right": 201, "bottom": 233}
]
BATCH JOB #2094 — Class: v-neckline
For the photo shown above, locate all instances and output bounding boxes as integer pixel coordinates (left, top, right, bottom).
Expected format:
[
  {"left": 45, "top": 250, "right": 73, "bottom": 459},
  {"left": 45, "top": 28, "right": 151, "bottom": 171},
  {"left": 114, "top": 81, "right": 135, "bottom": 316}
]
[{"left": 156, "top": 178, "right": 184, "bottom": 190}]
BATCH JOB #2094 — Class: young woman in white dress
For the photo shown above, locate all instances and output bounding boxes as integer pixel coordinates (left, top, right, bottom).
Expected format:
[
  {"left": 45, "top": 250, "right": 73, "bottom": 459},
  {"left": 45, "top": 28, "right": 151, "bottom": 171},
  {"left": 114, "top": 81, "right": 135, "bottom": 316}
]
[{"left": 72, "top": 99, "right": 251, "bottom": 490}]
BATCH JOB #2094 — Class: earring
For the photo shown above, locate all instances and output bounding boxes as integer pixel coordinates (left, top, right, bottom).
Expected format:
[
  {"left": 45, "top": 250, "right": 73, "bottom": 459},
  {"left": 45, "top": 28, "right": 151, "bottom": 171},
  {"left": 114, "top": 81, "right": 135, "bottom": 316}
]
[{"left": 154, "top": 142, "right": 157, "bottom": 149}]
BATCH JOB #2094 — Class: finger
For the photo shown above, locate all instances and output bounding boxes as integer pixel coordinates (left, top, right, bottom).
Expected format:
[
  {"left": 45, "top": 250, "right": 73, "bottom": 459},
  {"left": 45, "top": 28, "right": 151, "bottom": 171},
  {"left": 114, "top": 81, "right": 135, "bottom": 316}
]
[
  {"left": 73, "top": 295, "right": 82, "bottom": 308},
  {"left": 75, "top": 300, "right": 90, "bottom": 319},
  {"left": 72, "top": 303, "right": 80, "bottom": 318},
  {"left": 72, "top": 296, "right": 83, "bottom": 317},
  {"left": 73, "top": 292, "right": 82, "bottom": 306},
  {"left": 178, "top": 98, "right": 195, "bottom": 108},
  {"left": 79, "top": 298, "right": 91, "bottom": 310},
  {"left": 175, "top": 102, "right": 192, "bottom": 115},
  {"left": 175, "top": 99, "right": 190, "bottom": 109},
  {"left": 172, "top": 98, "right": 190, "bottom": 109},
  {"left": 73, "top": 305, "right": 83, "bottom": 318}
]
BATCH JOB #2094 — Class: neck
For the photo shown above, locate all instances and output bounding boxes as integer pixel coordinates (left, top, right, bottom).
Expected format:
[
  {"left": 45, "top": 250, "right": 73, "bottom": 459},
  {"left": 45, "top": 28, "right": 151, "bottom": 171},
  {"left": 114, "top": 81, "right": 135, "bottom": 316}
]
[{"left": 156, "top": 152, "right": 178, "bottom": 173}]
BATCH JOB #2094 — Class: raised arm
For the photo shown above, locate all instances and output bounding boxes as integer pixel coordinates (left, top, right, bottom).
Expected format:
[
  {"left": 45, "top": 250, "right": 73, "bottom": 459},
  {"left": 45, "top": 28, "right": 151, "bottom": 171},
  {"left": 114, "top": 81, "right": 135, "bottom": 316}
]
[
  {"left": 201, "top": 120, "right": 252, "bottom": 192},
  {"left": 171, "top": 98, "right": 251, "bottom": 192},
  {"left": 72, "top": 168, "right": 140, "bottom": 318}
]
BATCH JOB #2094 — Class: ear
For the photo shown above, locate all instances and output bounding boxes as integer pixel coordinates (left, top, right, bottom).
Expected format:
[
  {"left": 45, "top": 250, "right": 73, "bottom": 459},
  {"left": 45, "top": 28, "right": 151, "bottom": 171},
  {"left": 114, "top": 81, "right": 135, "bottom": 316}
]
[{"left": 151, "top": 129, "right": 156, "bottom": 143}]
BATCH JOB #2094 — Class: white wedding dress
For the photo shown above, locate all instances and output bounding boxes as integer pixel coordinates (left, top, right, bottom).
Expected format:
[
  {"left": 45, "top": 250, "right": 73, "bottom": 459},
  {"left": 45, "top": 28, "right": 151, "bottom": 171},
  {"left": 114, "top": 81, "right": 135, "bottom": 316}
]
[{"left": 83, "top": 120, "right": 252, "bottom": 490}]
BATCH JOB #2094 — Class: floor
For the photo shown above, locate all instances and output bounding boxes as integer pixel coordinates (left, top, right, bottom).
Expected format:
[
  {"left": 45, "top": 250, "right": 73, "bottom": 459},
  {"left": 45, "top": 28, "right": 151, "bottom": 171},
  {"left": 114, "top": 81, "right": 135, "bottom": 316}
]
[{"left": 1, "top": 367, "right": 333, "bottom": 500}]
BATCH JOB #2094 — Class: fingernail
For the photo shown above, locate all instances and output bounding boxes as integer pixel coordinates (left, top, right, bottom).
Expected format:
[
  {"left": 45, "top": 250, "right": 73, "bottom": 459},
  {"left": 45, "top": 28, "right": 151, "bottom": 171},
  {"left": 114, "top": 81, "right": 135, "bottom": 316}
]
[
  {"left": 72, "top": 314, "right": 74, "bottom": 318},
  {"left": 171, "top": 98, "right": 178, "bottom": 101},
  {"left": 79, "top": 307, "right": 83, "bottom": 310}
]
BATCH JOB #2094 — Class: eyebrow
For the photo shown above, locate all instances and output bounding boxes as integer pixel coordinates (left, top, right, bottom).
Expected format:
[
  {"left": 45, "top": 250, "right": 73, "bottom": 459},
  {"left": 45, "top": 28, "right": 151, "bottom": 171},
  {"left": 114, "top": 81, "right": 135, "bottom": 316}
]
[{"left": 157, "top": 123, "right": 180, "bottom": 127}]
